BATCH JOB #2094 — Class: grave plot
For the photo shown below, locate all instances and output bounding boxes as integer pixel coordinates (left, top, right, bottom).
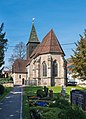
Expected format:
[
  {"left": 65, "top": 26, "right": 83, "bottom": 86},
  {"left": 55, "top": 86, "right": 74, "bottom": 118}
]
[
  {"left": 27, "top": 86, "right": 54, "bottom": 107},
  {"left": 27, "top": 86, "right": 58, "bottom": 119},
  {"left": 70, "top": 89, "right": 86, "bottom": 111}
]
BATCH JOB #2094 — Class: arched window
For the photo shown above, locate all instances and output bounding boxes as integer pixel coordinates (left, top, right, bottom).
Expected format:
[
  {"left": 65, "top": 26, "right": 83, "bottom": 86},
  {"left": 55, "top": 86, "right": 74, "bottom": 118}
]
[
  {"left": 42, "top": 61, "right": 47, "bottom": 76},
  {"left": 52, "top": 60, "right": 58, "bottom": 77}
]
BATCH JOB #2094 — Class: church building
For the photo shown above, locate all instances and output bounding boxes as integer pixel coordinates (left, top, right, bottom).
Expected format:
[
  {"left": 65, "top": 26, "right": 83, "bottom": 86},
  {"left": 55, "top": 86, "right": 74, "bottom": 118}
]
[{"left": 12, "top": 21, "right": 67, "bottom": 86}]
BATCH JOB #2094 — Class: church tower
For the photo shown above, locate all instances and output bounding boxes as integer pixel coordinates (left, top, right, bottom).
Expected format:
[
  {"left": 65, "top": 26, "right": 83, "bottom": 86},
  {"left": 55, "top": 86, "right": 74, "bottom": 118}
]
[{"left": 26, "top": 20, "right": 40, "bottom": 59}]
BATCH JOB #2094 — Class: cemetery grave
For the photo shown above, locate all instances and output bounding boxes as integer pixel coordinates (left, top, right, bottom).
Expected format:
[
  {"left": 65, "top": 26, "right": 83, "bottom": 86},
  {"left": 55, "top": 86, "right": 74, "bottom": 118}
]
[
  {"left": 27, "top": 86, "right": 54, "bottom": 107},
  {"left": 70, "top": 89, "right": 86, "bottom": 111},
  {"left": 23, "top": 86, "right": 86, "bottom": 119},
  {"left": 27, "top": 86, "right": 67, "bottom": 119}
]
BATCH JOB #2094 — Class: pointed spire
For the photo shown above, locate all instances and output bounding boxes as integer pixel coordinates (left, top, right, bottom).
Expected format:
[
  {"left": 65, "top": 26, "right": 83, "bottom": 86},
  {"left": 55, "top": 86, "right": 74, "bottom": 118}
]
[{"left": 28, "top": 19, "right": 39, "bottom": 43}]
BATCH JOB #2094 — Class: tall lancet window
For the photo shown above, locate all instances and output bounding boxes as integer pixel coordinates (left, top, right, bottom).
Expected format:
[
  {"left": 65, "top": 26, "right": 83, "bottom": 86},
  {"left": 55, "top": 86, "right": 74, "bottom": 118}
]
[
  {"left": 42, "top": 61, "right": 47, "bottom": 76},
  {"left": 53, "top": 60, "right": 58, "bottom": 77}
]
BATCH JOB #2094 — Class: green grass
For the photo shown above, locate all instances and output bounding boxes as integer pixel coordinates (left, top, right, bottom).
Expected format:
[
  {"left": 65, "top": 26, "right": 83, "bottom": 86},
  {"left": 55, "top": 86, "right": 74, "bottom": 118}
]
[
  {"left": 0, "top": 87, "right": 13, "bottom": 101},
  {"left": 48, "top": 85, "right": 85, "bottom": 95},
  {"left": 22, "top": 85, "right": 86, "bottom": 119}
]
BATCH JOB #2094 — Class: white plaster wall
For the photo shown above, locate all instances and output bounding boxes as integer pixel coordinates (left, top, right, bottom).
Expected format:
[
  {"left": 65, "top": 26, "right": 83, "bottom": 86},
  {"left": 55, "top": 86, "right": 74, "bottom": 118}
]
[{"left": 12, "top": 73, "right": 26, "bottom": 85}]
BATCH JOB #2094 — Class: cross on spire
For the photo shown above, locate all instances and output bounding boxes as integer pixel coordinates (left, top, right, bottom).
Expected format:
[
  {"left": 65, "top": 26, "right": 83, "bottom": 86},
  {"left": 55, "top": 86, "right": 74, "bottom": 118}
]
[{"left": 32, "top": 18, "right": 35, "bottom": 24}]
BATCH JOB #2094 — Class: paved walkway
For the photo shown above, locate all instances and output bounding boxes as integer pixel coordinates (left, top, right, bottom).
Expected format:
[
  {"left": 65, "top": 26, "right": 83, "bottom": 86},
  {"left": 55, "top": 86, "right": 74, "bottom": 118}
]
[{"left": 0, "top": 86, "right": 22, "bottom": 119}]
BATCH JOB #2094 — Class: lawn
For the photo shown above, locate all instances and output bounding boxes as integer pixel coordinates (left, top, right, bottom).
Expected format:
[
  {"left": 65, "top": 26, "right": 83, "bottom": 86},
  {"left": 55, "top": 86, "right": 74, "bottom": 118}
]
[{"left": 22, "top": 85, "right": 86, "bottom": 119}]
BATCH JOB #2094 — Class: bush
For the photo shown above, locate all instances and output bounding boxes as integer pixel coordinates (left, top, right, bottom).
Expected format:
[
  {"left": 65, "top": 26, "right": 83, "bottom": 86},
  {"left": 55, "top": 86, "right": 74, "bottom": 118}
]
[
  {"left": 37, "top": 89, "right": 46, "bottom": 98},
  {"left": 0, "top": 77, "right": 13, "bottom": 84},
  {"left": 49, "top": 98, "right": 71, "bottom": 110},
  {"left": 42, "top": 108, "right": 61, "bottom": 119},
  {"left": 0, "top": 84, "right": 5, "bottom": 94},
  {"left": 58, "top": 106, "right": 86, "bottom": 119},
  {"left": 30, "top": 108, "right": 41, "bottom": 119}
]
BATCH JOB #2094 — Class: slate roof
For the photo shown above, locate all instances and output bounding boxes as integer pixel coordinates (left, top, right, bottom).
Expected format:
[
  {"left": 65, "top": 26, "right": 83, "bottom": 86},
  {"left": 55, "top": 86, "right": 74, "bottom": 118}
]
[
  {"left": 12, "top": 59, "right": 28, "bottom": 73},
  {"left": 27, "top": 23, "right": 39, "bottom": 43}
]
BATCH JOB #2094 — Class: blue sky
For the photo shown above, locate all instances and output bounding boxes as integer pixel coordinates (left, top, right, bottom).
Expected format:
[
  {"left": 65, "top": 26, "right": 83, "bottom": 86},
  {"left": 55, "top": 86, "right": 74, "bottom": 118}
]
[{"left": 0, "top": 0, "right": 86, "bottom": 67}]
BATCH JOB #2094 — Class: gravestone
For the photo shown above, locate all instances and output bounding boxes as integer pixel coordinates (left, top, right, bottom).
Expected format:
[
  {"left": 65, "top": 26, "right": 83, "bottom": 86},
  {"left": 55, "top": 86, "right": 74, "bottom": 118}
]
[
  {"left": 70, "top": 90, "right": 86, "bottom": 111},
  {"left": 61, "top": 85, "right": 66, "bottom": 96},
  {"left": 49, "top": 90, "right": 53, "bottom": 98},
  {"left": 44, "top": 86, "right": 48, "bottom": 97}
]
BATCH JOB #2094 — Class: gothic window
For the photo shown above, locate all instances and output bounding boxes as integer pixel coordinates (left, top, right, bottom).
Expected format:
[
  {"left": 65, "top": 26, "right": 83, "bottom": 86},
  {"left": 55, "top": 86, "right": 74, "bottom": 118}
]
[
  {"left": 52, "top": 60, "right": 58, "bottom": 77},
  {"left": 42, "top": 61, "right": 47, "bottom": 76}
]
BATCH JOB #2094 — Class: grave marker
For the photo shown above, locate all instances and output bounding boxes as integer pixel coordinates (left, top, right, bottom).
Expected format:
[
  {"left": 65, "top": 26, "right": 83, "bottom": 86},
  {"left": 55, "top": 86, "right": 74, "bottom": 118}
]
[{"left": 70, "top": 90, "right": 86, "bottom": 111}]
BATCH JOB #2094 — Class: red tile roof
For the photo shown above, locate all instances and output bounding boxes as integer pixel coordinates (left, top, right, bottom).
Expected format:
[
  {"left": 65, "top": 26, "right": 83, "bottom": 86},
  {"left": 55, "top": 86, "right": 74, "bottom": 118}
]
[
  {"left": 30, "top": 29, "right": 65, "bottom": 59},
  {"left": 12, "top": 59, "right": 28, "bottom": 73},
  {"left": 26, "top": 29, "right": 65, "bottom": 65}
]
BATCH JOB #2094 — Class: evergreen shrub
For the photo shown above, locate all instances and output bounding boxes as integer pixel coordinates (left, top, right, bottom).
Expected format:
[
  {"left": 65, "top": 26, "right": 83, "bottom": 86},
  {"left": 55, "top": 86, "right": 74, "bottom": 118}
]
[
  {"left": 37, "top": 89, "right": 46, "bottom": 98},
  {"left": 0, "top": 84, "right": 5, "bottom": 94},
  {"left": 49, "top": 98, "right": 71, "bottom": 110},
  {"left": 58, "top": 106, "right": 86, "bottom": 119}
]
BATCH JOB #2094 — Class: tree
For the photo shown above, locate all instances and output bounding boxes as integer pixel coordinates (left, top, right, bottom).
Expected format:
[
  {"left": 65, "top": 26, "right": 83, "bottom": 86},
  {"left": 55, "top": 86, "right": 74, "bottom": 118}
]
[
  {"left": 9, "top": 42, "right": 26, "bottom": 65},
  {"left": 71, "top": 30, "right": 86, "bottom": 80},
  {"left": 66, "top": 57, "right": 72, "bottom": 63},
  {"left": 0, "top": 23, "right": 8, "bottom": 74}
]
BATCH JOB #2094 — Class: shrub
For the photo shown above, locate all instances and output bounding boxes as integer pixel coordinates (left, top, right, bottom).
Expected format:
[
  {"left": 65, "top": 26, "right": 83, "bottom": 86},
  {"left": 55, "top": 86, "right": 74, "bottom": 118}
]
[
  {"left": 42, "top": 108, "right": 61, "bottom": 119},
  {"left": 30, "top": 108, "right": 41, "bottom": 119},
  {"left": 49, "top": 98, "right": 71, "bottom": 110},
  {"left": 37, "top": 89, "right": 46, "bottom": 98},
  {"left": 58, "top": 106, "right": 86, "bottom": 119},
  {"left": 0, "top": 84, "right": 5, "bottom": 94}
]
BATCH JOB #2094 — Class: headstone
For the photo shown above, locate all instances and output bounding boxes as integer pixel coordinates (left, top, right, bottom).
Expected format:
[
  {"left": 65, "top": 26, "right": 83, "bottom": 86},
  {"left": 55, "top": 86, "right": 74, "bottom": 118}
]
[
  {"left": 49, "top": 90, "right": 53, "bottom": 98},
  {"left": 70, "top": 90, "right": 86, "bottom": 111},
  {"left": 61, "top": 85, "right": 66, "bottom": 96},
  {"left": 44, "top": 86, "right": 48, "bottom": 97}
]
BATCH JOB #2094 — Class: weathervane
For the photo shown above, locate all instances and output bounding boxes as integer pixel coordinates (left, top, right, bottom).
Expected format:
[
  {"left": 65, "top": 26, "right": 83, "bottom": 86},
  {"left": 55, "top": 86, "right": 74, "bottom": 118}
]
[{"left": 32, "top": 17, "right": 35, "bottom": 24}]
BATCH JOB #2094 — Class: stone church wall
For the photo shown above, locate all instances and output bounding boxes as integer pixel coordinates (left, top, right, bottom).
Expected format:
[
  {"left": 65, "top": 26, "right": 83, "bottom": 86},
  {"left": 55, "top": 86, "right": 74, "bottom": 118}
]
[{"left": 26, "top": 53, "right": 66, "bottom": 86}]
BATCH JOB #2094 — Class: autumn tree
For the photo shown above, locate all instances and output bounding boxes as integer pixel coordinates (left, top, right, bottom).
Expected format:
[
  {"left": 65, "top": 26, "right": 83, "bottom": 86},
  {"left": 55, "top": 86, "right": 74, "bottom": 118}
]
[
  {"left": 9, "top": 42, "right": 26, "bottom": 65},
  {"left": 0, "top": 23, "right": 8, "bottom": 73},
  {"left": 71, "top": 30, "right": 86, "bottom": 80}
]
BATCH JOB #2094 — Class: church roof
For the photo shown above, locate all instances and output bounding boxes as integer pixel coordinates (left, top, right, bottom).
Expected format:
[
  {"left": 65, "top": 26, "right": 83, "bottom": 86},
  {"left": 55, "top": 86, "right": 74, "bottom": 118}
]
[
  {"left": 27, "top": 23, "right": 39, "bottom": 43},
  {"left": 12, "top": 59, "right": 28, "bottom": 73},
  {"left": 30, "top": 29, "right": 65, "bottom": 58}
]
